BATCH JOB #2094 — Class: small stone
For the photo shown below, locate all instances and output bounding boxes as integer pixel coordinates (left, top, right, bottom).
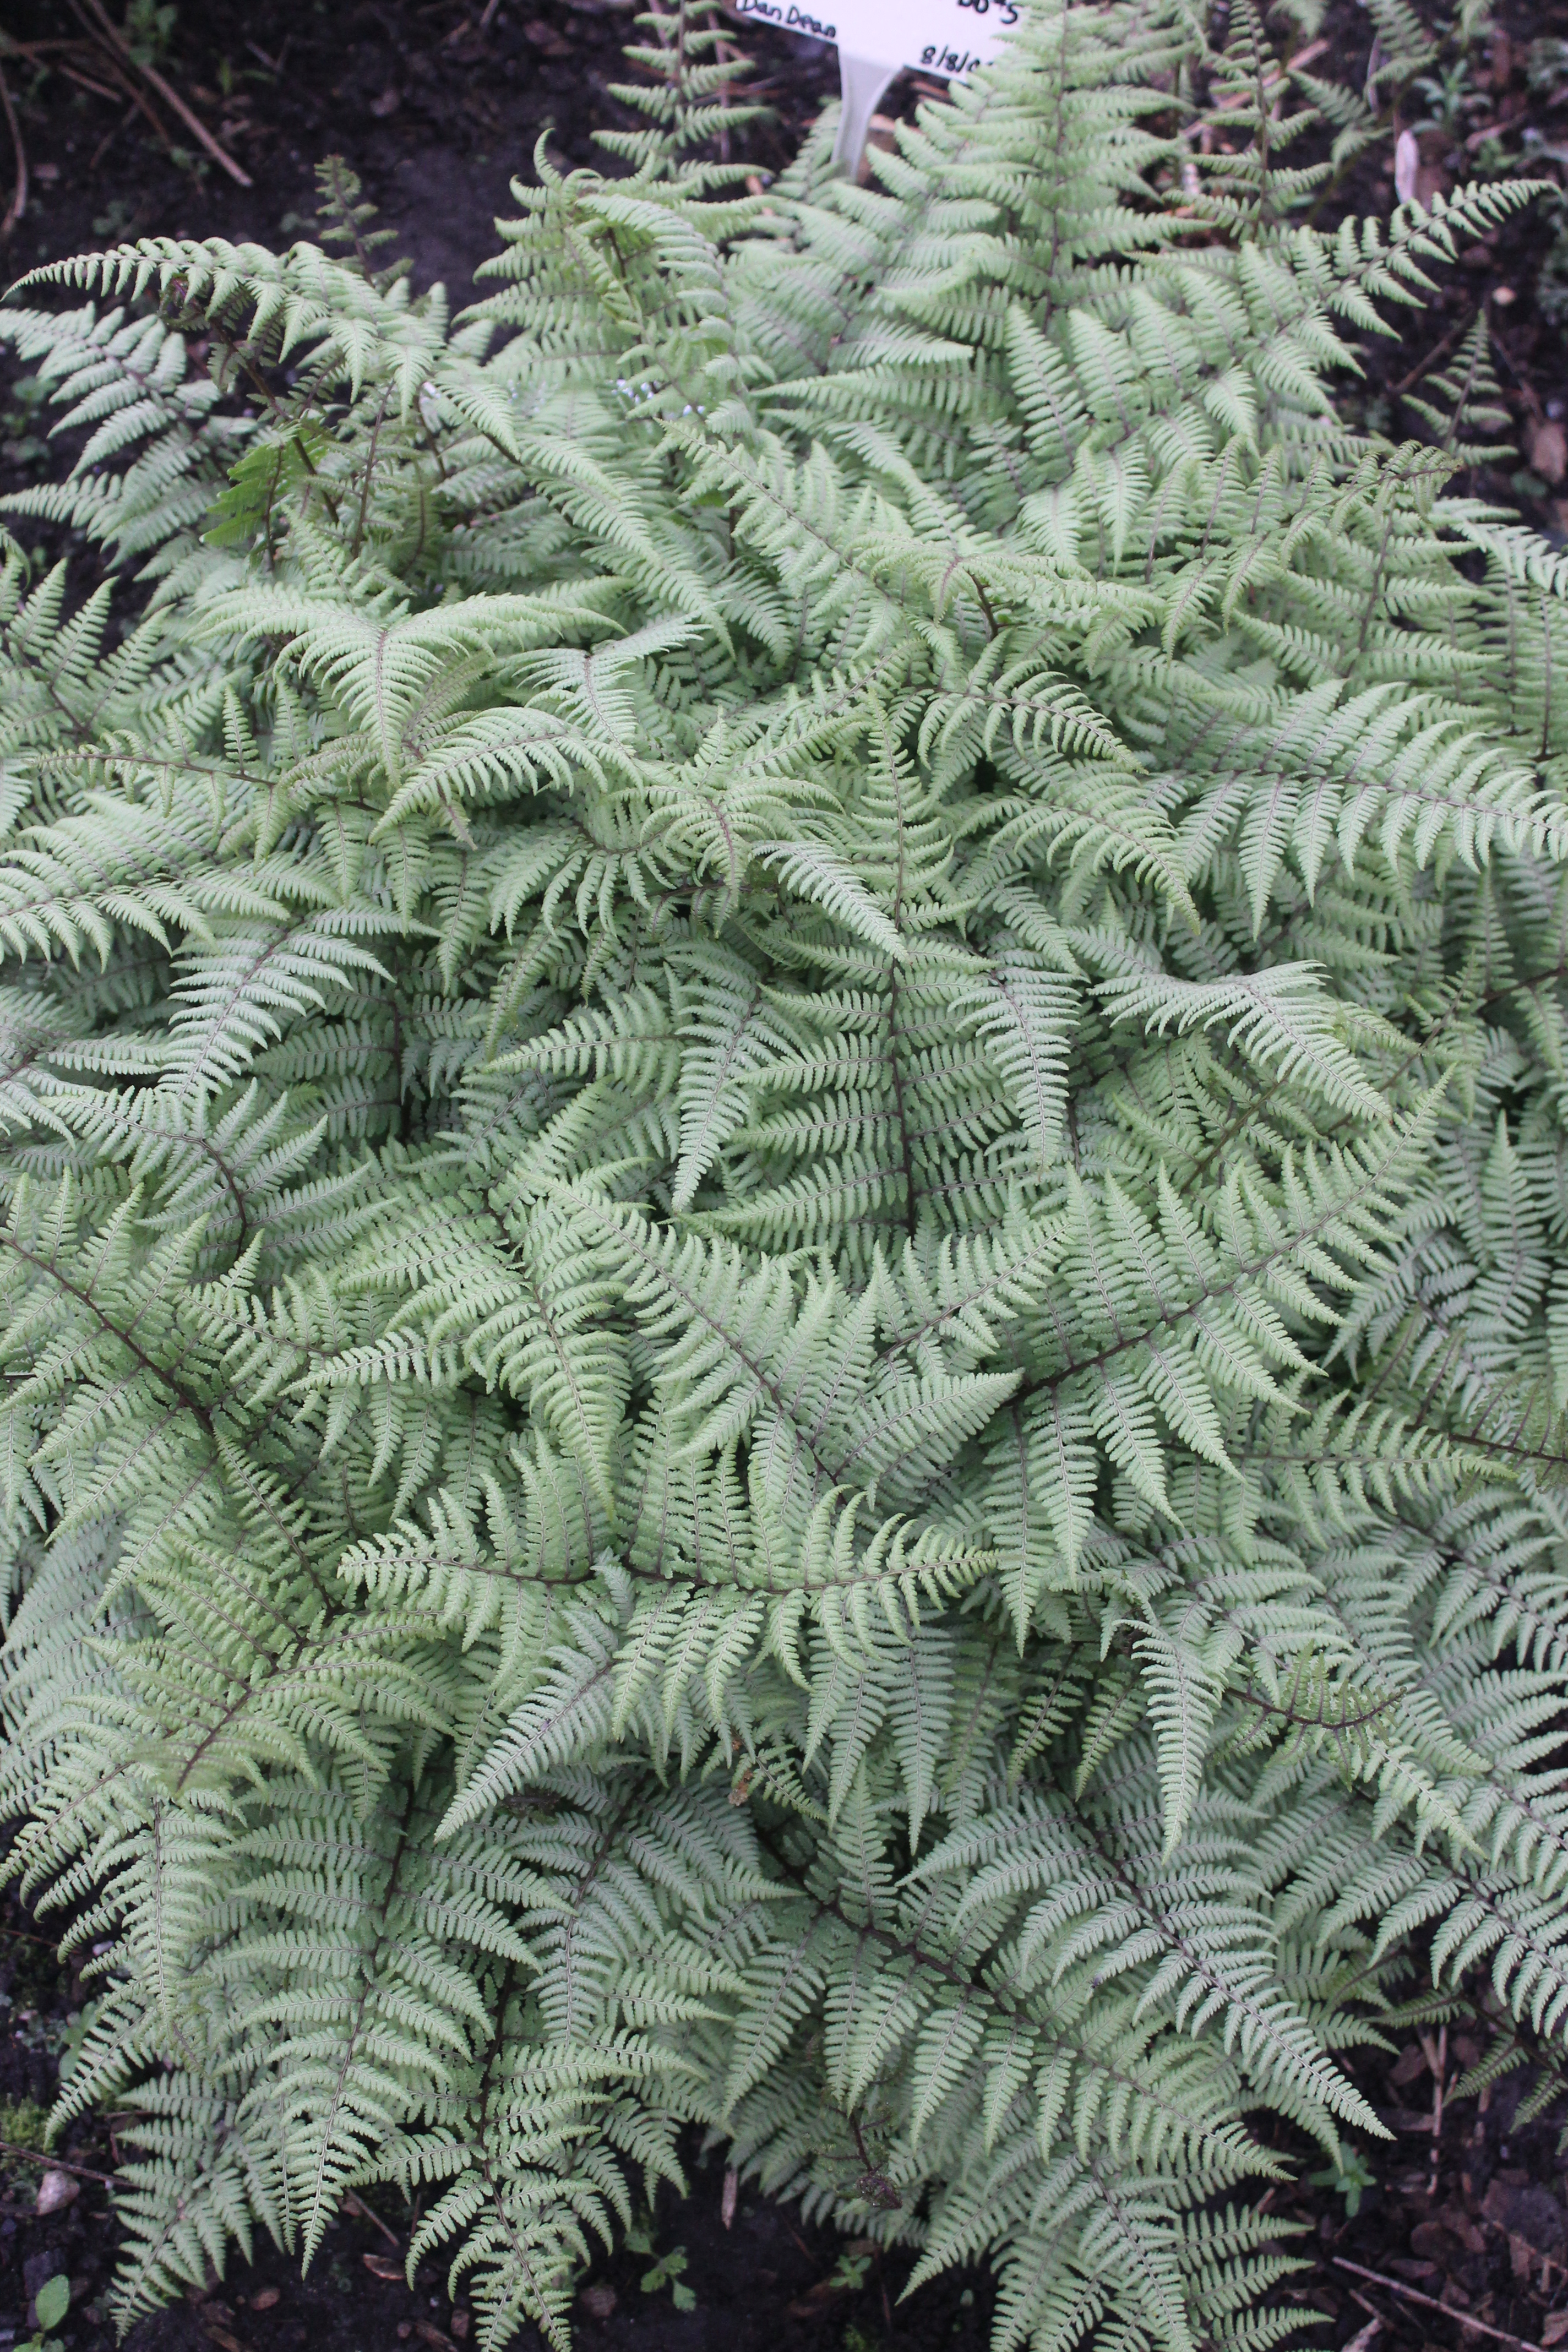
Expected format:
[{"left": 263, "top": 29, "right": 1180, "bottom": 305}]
[
  {"left": 253, "top": 2285, "right": 282, "bottom": 2310},
  {"left": 35, "top": 2169, "right": 80, "bottom": 2215},
  {"left": 580, "top": 2282, "right": 617, "bottom": 2319},
  {"left": 369, "top": 85, "right": 402, "bottom": 117},
  {"left": 1526, "top": 420, "right": 1567, "bottom": 487}
]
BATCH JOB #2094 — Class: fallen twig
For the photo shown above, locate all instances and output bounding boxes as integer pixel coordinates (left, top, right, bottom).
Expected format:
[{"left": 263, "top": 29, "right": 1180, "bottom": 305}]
[
  {"left": 0, "top": 54, "right": 26, "bottom": 241},
  {"left": 1332, "top": 2258, "right": 1547, "bottom": 2352},
  {"left": 1422, "top": 2022, "right": 1447, "bottom": 2200},
  {"left": 67, "top": 0, "right": 252, "bottom": 186},
  {"left": 89, "top": 103, "right": 136, "bottom": 173},
  {"left": 0, "top": 2142, "right": 116, "bottom": 2187},
  {"left": 87, "top": 54, "right": 173, "bottom": 155},
  {"left": 343, "top": 2187, "right": 401, "bottom": 2249},
  {"left": 55, "top": 61, "right": 128, "bottom": 102},
  {"left": 1391, "top": 308, "right": 1478, "bottom": 398}
]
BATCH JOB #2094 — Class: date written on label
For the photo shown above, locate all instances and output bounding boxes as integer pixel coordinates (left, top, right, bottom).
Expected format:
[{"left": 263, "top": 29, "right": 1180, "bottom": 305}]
[{"left": 923, "top": 0, "right": 1019, "bottom": 72}]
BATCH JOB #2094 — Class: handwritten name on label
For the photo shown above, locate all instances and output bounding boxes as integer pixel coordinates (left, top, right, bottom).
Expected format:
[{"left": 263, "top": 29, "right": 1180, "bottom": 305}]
[
  {"left": 730, "top": 0, "right": 1015, "bottom": 70},
  {"left": 732, "top": 0, "right": 838, "bottom": 34}
]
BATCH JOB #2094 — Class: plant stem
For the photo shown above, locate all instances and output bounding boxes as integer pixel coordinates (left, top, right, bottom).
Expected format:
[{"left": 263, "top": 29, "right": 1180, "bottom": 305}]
[
  {"left": 0, "top": 55, "right": 25, "bottom": 241},
  {"left": 67, "top": 0, "right": 252, "bottom": 184},
  {"left": 1332, "top": 2259, "right": 1546, "bottom": 2352},
  {"left": 0, "top": 2142, "right": 115, "bottom": 2186}
]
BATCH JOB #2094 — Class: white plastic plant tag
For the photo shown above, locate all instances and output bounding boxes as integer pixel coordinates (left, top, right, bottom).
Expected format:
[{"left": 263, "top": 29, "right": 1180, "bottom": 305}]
[
  {"left": 830, "top": 53, "right": 899, "bottom": 170},
  {"left": 730, "top": 0, "right": 1016, "bottom": 80}
]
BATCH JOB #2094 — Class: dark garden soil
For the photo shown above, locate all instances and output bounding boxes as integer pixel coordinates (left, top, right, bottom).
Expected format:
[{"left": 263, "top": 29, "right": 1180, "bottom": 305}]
[
  {"left": 0, "top": 1882, "right": 1003, "bottom": 2352},
  {"left": 0, "top": 0, "right": 846, "bottom": 575},
  {"left": 0, "top": 0, "right": 843, "bottom": 304},
  {"left": 4, "top": 4, "right": 1568, "bottom": 2352},
  {"left": 3, "top": 0, "right": 1568, "bottom": 525},
  {"left": 6, "top": 1852, "right": 1568, "bottom": 2352},
  {"left": 1310, "top": 0, "right": 1568, "bottom": 532}
]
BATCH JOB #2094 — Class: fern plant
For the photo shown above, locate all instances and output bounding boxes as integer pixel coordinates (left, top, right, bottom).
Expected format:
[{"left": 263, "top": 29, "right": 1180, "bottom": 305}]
[{"left": 0, "top": 14, "right": 1564, "bottom": 2352}]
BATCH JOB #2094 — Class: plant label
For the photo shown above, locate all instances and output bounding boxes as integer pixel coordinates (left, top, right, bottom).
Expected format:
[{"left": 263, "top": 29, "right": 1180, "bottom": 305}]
[{"left": 728, "top": 0, "right": 1017, "bottom": 75}]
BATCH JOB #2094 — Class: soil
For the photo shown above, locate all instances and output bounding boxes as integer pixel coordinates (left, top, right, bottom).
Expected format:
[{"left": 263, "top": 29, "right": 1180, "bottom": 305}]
[
  {"left": 3, "top": 4, "right": 1568, "bottom": 2352},
  {"left": 0, "top": 1885, "right": 1000, "bottom": 2352},
  {"left": 3, "top": 0, "right": 1567, "bottom": 529},
  {"left": 0, "top": 0, "right": 844, "bottom": 301},
  {"left": 1311, "top": 0, "right": 1568, "bottom": 533},
  {"left": 6, "top": 1860, "right": 1568, "bottom": 2352}
]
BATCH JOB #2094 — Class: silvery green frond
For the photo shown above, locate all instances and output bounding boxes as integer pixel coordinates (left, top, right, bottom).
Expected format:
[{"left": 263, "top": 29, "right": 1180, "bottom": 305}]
[{"left": 3, "top": 3, "right": 1568, "bottom": 2348}]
